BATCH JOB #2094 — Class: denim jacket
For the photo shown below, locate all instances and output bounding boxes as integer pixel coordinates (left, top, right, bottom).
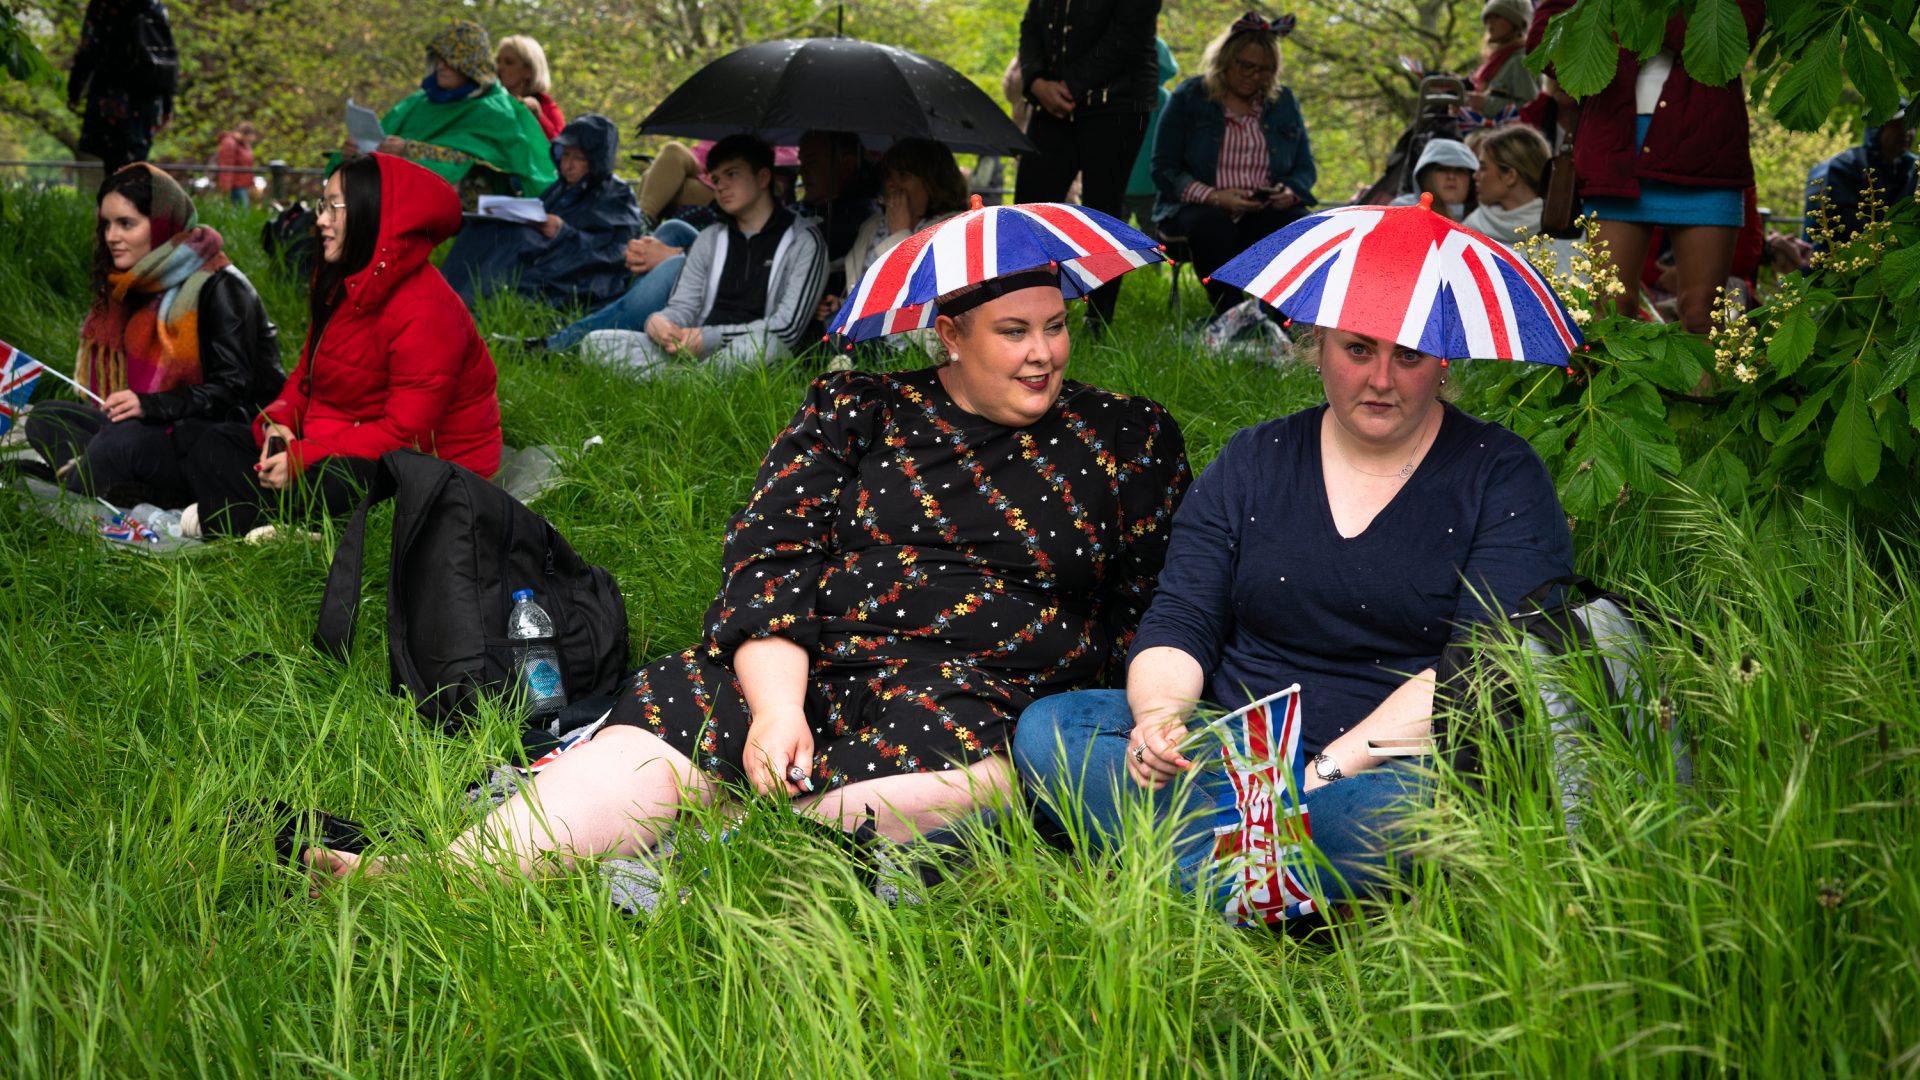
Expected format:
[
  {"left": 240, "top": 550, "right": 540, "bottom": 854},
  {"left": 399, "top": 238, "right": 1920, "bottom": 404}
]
[{"left": 1150, "top": 76, "right": 1316, "bottom": 223}]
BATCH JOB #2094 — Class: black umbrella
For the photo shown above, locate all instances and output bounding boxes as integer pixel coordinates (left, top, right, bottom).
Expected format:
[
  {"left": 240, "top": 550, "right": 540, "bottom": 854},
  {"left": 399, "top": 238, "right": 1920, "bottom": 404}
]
[{"left": 638, "top": 38, "right": 1034, "bottom": 156}]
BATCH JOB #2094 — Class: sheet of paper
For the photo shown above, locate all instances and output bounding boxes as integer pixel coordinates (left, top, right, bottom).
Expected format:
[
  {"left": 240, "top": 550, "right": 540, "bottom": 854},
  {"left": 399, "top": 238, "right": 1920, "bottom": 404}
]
[
  {"left": 475, "top": 195, "right": 547, "bottom": 224},
  {"left": 345, "top": 98, "right": 385, "bottom": 153}
]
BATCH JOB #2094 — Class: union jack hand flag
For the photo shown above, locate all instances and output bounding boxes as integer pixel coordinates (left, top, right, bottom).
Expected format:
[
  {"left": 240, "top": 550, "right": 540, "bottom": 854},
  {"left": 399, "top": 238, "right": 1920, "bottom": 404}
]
[
  {"left": 1190, "top": 684, "right": 1317, "bottom": 926},
  {"left": 1455, "top": 103, "right": 1524, "bottom": 130},
  {"left": 0, "top": 340, "right": 48, "bottom": 439},
  {"left": 1210, "top": 194, "right": 1584, "bottom": 364},
  {"left": 826, "top": 198, "right": 1166, "bottom": 343}
]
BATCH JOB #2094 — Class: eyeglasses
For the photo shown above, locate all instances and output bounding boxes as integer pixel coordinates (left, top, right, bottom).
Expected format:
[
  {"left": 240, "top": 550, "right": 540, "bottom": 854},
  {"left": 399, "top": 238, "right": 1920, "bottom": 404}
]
[
  {"left": 317, "top": 199, "right": 347, "bottom": 219},
  {"left": 1232, "top": 58, "right": 1278, "bottom": 79}
]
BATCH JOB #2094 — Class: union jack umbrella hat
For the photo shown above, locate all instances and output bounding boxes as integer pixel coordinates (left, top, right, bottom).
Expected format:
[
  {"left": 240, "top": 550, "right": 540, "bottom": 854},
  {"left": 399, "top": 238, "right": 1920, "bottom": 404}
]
[
  {"left": 1208, "top": 193, "right": 1584, "bottom": 364},
  {"left": 825, "top": 196, "right": 1167, "bottom": 343}
]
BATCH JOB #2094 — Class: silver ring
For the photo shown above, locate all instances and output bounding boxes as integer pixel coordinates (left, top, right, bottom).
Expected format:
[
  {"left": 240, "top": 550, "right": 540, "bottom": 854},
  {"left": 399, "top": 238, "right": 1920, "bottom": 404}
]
[
  {"left": 786, "top": 765, "right": 808, "bottom": 783},
  {"left": 1131, "top": 745, "right": 1145, "bottom": 765}
]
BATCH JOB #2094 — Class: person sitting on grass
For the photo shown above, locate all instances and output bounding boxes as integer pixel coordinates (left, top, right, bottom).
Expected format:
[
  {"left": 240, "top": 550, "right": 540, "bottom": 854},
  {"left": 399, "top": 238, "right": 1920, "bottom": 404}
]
[
  {"left": 793, "top": 129, "right": 881, "bottom": 294},
  {"left": 494, "top": 34, "right": 564, "bottom": 140},
  {"left": 817, "top": 138, "right": 972, "bottom": 341},
  {"left": 358, "top": 20, "right": 557, "bottom": 201},
  {"left": 1013, "top": 320, "right": 1573, "bottom": 912},
  {"left": 529, "top": 130, "right": 870, "bottom": 355},
  {"left": 293, "top": 269, "right": 1191, "bottom": 888},
  {"left": 580, "top": 134, "right": 828, "bottom": 376},
  {"left": 1392, "top": 138, "right": 1478, "bottom": 221},
  {"left": 442, "top": 114, "right": 643, "bottom": 312},
  {"left": 183, "top": 154, "right": 502, "bottom": 539},
  {"left": 1462, "top": 124, "right": 1578, "bottom": 273},
  {"left": 25, "top": 163, "right": 282, "bottom": 517}
]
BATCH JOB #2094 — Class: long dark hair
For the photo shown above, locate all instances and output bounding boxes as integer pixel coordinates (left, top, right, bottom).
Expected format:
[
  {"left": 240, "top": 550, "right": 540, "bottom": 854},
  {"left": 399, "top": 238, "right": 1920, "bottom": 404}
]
[
  {"left": 91, "top": 167, "right": 154, "bottom": 310},
  {"left": 306, "top": 155, "right": 383, "bottom": 364}
]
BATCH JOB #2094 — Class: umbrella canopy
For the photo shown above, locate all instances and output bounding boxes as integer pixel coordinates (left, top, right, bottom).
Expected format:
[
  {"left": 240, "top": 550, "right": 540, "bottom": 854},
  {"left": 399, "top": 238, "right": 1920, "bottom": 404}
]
[
  {"left": 826, "top": 199, "right": 1166, "bottom": 342},
  {"left": 1209, "top": 194, "right": 1584, "bottom": 364},
  {"left": 639, "top": 38, "right": 1034, "bottom": 156}
]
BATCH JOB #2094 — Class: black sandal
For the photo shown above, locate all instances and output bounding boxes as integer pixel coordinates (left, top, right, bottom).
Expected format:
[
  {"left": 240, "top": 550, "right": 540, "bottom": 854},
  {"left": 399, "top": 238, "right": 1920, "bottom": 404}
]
[{"left": 262, "top": 801, "right": 374, "bottom": 866}]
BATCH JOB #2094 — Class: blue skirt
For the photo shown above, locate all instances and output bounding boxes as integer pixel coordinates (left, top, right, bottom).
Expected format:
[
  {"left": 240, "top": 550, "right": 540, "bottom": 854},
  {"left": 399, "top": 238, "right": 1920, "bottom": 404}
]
[{"left": 1584, "top": 115, "right": 1744, "bottom": 228}]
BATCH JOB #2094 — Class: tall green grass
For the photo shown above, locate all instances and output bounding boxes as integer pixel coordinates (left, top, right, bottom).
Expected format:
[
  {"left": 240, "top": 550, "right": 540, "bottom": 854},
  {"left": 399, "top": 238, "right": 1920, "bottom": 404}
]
[{"left": 1, "top": 184, "right": 1916, "bottom": 1076}]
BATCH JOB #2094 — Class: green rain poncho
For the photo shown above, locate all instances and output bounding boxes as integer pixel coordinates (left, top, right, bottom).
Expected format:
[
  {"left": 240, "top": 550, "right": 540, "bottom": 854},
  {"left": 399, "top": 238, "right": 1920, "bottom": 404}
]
[{"left": 380, "top": 21, "right": 557, "bottom": 195}]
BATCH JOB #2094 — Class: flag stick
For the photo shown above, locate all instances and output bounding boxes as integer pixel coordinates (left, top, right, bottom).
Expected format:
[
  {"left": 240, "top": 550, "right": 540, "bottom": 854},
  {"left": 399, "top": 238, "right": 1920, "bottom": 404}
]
[{"left": 35, "top": 363, "right": 108, "bottom": 406}]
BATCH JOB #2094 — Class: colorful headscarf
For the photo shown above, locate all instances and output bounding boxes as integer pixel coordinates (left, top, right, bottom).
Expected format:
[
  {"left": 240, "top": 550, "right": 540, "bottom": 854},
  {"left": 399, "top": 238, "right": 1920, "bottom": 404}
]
[
  {"left": 427, "top": 21, "right": 495, "bottom": 91},
  {"left": 76, "top": 163, "right": 232, "bottom": 400}
]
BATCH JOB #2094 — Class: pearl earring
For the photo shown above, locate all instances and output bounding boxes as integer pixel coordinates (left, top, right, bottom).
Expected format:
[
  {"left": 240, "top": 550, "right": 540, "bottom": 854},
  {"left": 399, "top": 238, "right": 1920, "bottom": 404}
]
[{"left": 949, "top": 351, "right": 960, "bottom": 364}]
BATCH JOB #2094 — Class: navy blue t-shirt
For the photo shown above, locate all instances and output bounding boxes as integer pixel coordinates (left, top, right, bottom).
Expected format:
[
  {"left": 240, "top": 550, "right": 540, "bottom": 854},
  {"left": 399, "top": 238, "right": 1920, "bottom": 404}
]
[{"left": 1129, "top": 402, "right": 1574, "bottom": 754}]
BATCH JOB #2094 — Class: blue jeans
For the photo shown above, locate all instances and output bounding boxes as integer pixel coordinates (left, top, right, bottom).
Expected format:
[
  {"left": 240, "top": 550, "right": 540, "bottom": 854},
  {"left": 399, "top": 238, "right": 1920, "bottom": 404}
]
[
  {"left": 1011, "top": 689, "right": 1426, "bottom": 903},
  {"left": 546, "top": 219, "right": 699, "bottom": 351}
]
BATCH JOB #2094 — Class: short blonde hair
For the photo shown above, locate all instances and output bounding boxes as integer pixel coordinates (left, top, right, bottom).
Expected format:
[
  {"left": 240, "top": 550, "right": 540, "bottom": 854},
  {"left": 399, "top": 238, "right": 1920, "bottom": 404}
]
[
  {"left": 1476, "top": 124, "right": 1552, "bottom": 194},
  {"left": 1201, "top": 26, "right": 1282, "bottom": 104},
  {"left": 495, "top": 35, "right": 552, "bottom": 96}
]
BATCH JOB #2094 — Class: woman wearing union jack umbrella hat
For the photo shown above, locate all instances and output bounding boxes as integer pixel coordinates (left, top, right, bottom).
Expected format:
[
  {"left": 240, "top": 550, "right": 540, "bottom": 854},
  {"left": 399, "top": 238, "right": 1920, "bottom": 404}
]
[
  {"left": 294, "top": 206, "right": 1191, "bottom": 892},
  {"left": 1015, "top": 195, "right": 1579, "bottom": 919}
]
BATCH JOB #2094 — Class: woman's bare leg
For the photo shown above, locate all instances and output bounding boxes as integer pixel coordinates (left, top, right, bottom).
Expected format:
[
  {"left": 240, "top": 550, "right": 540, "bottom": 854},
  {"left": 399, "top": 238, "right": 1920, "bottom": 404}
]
[
  {"left": 305, "top": 725, "right": 714, "bottom": 882},
  {"left": 797, "top": 756, "right": 1015, "bottom": 842},
  {"left": 1668, "top": 224, "right": 1740, "bottom": 335},
  {"left": 1596, "top": 219, "right": 1654, "bottom": 321}
]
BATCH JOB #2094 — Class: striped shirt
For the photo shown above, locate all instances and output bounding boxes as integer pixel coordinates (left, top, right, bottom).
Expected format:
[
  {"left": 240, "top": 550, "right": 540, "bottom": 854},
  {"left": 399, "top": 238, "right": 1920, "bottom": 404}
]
[{"left": 1183, "top": 110, "right": 1272, "bottom": 205}]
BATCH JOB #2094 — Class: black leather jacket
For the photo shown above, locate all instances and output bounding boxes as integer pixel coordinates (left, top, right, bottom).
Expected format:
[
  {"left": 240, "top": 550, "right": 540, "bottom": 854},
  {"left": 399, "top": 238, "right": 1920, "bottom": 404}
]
[
  {"left": 135, "top": 265, "right": 285, "bottom": 424},
  {"left": 1018, "top": 0, "right": 1163, "bottom": 117}
]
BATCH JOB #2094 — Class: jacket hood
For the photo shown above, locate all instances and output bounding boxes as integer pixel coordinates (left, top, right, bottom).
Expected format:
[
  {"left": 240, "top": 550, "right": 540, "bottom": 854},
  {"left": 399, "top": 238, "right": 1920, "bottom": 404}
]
[
  {"left": 344, "top": 153, "right": 464, "bottom": 311},
  {"left": 553, "top": 114, "right": 620, "bottom": 182},
  {"left": 427, "top": 21, "right": 496, "bottom": 89},
  {"left": 1414, "top": 138, "right": 1480, "bottom": 178},
  {"left": 1155, "top": 37, "right": 1179, "bottom": 86}
]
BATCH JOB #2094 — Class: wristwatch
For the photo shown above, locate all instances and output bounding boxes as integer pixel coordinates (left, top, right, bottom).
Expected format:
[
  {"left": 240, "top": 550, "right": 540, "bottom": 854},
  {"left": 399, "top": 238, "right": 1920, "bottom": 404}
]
[{"left": 1311, "top": 753, "right": 1344, "bottom": 783}]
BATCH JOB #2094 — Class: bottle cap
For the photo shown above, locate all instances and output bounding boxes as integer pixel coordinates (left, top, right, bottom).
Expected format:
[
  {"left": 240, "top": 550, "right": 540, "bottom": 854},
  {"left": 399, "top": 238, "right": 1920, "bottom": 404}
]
[{"left": 512, "top": 589, "right": 533, "bottom": 602}]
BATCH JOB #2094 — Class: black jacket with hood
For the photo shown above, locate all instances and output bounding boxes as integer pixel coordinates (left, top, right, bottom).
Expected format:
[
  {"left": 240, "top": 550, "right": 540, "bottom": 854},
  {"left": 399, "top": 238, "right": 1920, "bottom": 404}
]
[{"left": 441, "top": 113, "right": 644, "bottom": 309}]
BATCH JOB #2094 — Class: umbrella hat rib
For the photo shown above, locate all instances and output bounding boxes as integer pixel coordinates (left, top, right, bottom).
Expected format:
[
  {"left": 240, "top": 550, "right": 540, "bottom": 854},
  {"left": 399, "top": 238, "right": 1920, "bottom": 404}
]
[{"left": 1207, "top": 198, "right": 1583, "bottom": 364}]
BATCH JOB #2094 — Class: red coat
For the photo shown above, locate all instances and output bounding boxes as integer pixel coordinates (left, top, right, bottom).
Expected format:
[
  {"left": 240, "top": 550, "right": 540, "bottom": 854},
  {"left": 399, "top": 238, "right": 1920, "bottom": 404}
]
[
  {"left": 529, "top": 92, "right": 565, "bottom": 141},
  {"left": 261, "top": 153, "right": 503, "bottom": 478},
  {"left": 1530, "top": 0, "right": 1764, "bottom": 198}
]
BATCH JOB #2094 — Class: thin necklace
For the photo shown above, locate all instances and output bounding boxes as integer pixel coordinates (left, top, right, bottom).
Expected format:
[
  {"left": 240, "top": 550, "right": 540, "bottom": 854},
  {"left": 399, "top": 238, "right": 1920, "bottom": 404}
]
[{"left": 1333, "top": 414, "right": 1435, "bottom": 480}]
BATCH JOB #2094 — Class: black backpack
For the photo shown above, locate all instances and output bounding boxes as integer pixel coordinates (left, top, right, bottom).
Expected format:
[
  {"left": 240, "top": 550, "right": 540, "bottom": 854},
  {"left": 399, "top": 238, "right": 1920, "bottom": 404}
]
[
  {"left": 313, "top": 450, "right": 631, "bottom": 733},
  {"left": 1434, "top": 576, "right": 1693, "bottom": 831},
  {"left": 120, "top": 0, "right": 179, "bottom": 95},
  {"left": 261, "top": 200, "right": 317, "bottom": 284}
]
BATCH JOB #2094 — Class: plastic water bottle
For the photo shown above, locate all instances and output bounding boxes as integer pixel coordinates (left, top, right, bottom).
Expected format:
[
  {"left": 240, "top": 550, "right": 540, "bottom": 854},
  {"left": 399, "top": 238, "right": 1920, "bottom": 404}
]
[
  {"left": 129, "top": 503, "right": 185, "bottom": 539},
  {"left": 508, "top": 588, "right": 566, "bottom": 720}
]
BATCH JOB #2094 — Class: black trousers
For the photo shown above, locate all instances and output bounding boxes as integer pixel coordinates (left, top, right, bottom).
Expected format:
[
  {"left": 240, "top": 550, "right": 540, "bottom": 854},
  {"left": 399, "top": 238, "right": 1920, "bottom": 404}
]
[
  {"left": 24, "top": 400, "right": 197, "bottom": 508},
  {"left": 184, "top": 421, "right": 381, "bottom": 538},
  {"left": 1015, "top": 109, "right": 1150, "bottom": 330},
  {"left": 1164, "top": 203, "right": 1308, "bottom": 315}
]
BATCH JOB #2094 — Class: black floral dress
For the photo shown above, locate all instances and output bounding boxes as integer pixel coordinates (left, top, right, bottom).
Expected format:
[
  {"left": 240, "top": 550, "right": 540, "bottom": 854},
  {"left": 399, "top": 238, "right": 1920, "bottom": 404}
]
[{"left": 605, "top": 367, "right": 1190, "bottom": 789}]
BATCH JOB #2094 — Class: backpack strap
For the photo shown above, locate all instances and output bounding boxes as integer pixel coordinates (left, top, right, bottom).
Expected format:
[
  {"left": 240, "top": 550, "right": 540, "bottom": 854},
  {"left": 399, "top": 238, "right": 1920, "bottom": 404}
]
[{"left": 311, "top": 457, "right": 401, "bottom": 660}]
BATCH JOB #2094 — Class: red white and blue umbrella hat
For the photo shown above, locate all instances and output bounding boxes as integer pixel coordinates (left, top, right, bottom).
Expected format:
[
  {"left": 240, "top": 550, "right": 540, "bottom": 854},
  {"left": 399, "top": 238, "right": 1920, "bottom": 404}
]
[
  {"left": 1208, "top": 192, "right": 1585, "bottom": 364},
  {"left": 826, "top": 196, "right": 1168, "bottom": 343}
]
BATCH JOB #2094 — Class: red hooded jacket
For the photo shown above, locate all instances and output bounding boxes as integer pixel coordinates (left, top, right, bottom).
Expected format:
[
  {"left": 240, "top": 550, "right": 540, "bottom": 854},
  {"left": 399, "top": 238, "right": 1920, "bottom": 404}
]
[
  {"left": 1529, "top": 0, "right": 1764, "bottom": 198},
  {"left": 260, "top": 154, "right": 502, "bottom": 478}
]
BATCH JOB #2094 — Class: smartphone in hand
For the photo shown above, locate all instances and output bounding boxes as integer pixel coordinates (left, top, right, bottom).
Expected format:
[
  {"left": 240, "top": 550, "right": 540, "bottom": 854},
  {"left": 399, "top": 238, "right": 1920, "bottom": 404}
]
[{"left": 265, "top": 433, "right": 286, "bottom": 458}]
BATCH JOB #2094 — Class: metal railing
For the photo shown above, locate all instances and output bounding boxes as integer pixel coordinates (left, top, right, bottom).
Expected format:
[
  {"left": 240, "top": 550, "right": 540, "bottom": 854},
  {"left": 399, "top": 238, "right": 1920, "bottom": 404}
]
[{"left": 0, "top": 159, "right": 329, "bottom": 200}]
